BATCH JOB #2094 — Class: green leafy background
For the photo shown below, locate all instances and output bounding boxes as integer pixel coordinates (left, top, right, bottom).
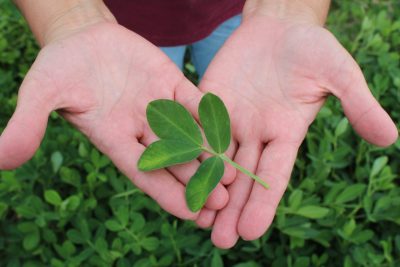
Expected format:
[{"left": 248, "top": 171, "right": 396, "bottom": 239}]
[{"left": 0, "top": 0, "right": 399, "bottom": 266}]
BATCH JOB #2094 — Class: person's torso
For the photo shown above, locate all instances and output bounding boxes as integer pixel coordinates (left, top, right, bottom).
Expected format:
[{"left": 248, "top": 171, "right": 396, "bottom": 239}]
[{"left": 104, "top": 0, "right": 245, "bottom": 46}]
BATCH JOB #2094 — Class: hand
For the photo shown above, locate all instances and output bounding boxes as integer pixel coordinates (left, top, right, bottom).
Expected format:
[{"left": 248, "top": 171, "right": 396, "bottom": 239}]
[
  {"left": 196, "top": 9, "right": 398, "bottom": 247},
  {"left": 0, "top": 19, "right": 234, "bottom": 219}
]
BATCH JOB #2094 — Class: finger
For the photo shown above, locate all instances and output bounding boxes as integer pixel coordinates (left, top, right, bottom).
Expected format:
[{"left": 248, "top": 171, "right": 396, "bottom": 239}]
[
  {"left": 200, "top": 140, "right": 238, "bottom": 185},
  {"left": 196, "top": 208, "right": 216, "bottom": 229},
  {"left": 140, "top": 132, "right": 229, "bottom": 210},
  {"left": 238, "top": 140, "right": 299, "bottom": 240},
  {"left": 211, "top": 142, "right": 263, "bottom": 249},
  {"left": 326, "top": 45, "right": 398, "bottom": 147},
  {"left": 0, "top": 78, "right": 52, "bottom": 170},
  {"left": 174, "top": 77, "right": 203, "bottom": 120},
  {"left": 103, "top": 133, "right": 198, "bottom": 220}
]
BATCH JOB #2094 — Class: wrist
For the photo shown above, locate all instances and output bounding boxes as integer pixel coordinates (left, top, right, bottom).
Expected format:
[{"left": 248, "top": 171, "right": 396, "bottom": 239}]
[
  {"left": 15, "top": 0, "right": 116, "bottom": 47},
  {"left": 243, "top": 0, "right": 330, "bottom": 26}
]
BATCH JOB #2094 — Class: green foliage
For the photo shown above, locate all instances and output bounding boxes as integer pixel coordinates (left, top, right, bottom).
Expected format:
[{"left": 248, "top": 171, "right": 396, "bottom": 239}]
[
  {"left": 0, "top": 0, "right": 399, "bottom": 266},
  {"left": 139, "top": 93, "right": 268, "bottom": 211},
  {"left": 186, "top": 156, "right": 225, "bottom": 212},
  {"left": 146, "top": 99, "right": 203, "bottom": 146},
  {"left": 137, "top": 140, "right": 202, "bottom": 171},
  {"left": 199, "top": 93, "right": 231, "bottom": 154}
]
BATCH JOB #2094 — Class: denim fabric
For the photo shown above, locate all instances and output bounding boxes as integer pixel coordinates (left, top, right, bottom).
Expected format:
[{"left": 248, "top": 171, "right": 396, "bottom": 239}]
[{"left": 160, "top": 14, "right": 242, "bottom": 79}]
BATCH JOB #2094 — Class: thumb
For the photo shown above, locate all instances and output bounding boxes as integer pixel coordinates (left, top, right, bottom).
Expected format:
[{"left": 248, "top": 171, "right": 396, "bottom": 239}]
[
  {"left": 0, "top": 78, "right": 52, "bottom": 169},
  {"left": 327, "top": 47, "right": 398, "bottom": 147}
]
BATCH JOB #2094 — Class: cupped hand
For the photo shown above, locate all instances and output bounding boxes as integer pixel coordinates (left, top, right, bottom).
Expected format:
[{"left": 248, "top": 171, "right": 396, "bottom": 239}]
[
  {"left": 0, "top": 22, "right": 234, "bottom": 219},
  {"left": 197, "top": 14, "right": 398, "bottom": 247}
]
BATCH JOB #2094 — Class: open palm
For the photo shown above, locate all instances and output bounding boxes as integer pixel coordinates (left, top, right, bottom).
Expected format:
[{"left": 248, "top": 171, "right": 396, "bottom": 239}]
[
  {"left": 0, "top": 22, "right": 232, "bottom": 219},
  {"left": 198, "top": 15, "right": 398, "bottom": 248}
]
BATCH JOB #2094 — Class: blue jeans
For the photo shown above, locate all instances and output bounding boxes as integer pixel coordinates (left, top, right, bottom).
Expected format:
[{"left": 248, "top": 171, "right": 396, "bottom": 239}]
[{"left": 160, "top": 15, "right": 242, "bottom": 78}]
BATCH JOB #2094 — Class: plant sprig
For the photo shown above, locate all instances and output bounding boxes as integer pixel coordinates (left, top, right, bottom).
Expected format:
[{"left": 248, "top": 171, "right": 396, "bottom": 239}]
[{"left": 138, "top": 93, "right": 269, "bottom": 212}]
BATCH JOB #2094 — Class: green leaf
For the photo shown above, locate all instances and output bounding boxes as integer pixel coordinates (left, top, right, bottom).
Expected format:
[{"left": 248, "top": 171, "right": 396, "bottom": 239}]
[
  {"left": 18, "top": 222, "right": 38, "bottom": 233},
  {"left": 60, "top": 167, "right": 81, "bottom": 188},
  {"left": 105, "top": 219, "right": 124, "bottom": 232},
  {"left": 288, "top": 189, "right": 303, "bottom": 210},
  {"left": 44, "top": 190, "right": 62, "bottom": 206},
  {"left": 62, "top": 195, "right": 81, "bottom": 211},
  {"left": 71, "top": 248, "right": 95, "bottom": 265},
  {"left": 352, "top": 230, "right": 374, "bottom": 244},
  {"left": 146, "top": 99, "right": 203, "bottom": 145},
  {"left": 199, "top": 93, "right": 231, "bottom": 153},
  {"left": 294, "top": 257, "right": 310, "bottom": 267},
  {"left": 335, "top": 184, "right": 366, "bottom": 204},
  {"left": 23, "top": 231, "right": 40, "bottom": 251},
  {"left": 76, "top": 217, "right": 91, "bottom": 240},
  {"left": 51, "top": 151, "right": 63, "bottom": 173},
  {"left": 94, "top": 237, "right": 108, "bottom": 254},
  {"left": 370, "top": 156, "right": 388, "bottom": 177},
  {"left": 55, "top": 241, "right": 76, "bottom": 259},
  {"left": 281, "top": 226, "right": 320, "bottom": 239},
  {"left": 373, "top": 195, "right": 392, "bottom": 213},
  {"left": 141, "top": 237, "right": 159, "bottom": 251},
  {"left": 67, "top": 229, "right": 86, "bottom": 244},
  {"left": 78, "top": 142, "right": 88, "bottom": 157},
  {"left": 115, "top": 206, "right": 129, "bottom": 227},
  {"left": 90, "top": 149, "right": 100, "bottom": 165},
  {"left": 130, "top": 243, "right": 142, "bottom": 255},
  {"left": 15, "top": 205, "right": 36, "bottom": 219},
  {"left": 131, "top": 213, "right": 146, "bottom": 232},
  {"left": 295, "top": 205, "right": 330, "bottom": 219},
  {"left": 186, "top": 156, "right": 224, "bottom": 212},
  {"left": 342, "top": 219, "right": 356, "bottom": 237},
  {"left": 211, "top": 249, "right": 224, "bottom": 267},
  {"left": 335, "top": 118, "right": 349, "bottom": 137},
  {"left": 42, "top": 229, "right": 57, "bottom": 243},
  {"left": 138, "top": 140, "right": 202, "bottom": 171}
]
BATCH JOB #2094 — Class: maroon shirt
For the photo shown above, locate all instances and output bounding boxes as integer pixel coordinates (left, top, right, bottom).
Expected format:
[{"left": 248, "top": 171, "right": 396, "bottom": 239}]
[{"left": 104, "top": 0, "right": 245, "bottom": 46}]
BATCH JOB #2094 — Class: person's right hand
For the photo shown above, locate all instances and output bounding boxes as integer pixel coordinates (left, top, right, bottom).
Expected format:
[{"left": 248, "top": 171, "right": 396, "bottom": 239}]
[{"left": 0, "top": 19, "right": 234, "bottom": 219}]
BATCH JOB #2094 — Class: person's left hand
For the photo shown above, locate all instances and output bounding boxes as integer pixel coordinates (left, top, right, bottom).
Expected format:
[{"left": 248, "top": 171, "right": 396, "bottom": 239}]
[{"left": 195, "top": 7, "right": 398, "bottom": 248}]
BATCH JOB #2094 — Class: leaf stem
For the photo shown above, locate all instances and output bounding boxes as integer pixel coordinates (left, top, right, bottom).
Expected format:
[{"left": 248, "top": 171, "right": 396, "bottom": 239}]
[
  {"left": 220, "top": 154, "right": 269, "bottom": 189},
  {"left": 123, "top": 226, "right": 140, "bottom": 242},
  {"left": 201, "top": 147, "right": 269, "bottom": 189}
]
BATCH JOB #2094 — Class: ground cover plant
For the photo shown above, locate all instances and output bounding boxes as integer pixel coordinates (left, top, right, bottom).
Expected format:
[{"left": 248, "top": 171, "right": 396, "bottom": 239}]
[{"left": 0, "top": 0, "right": 399, "bottom": 266}]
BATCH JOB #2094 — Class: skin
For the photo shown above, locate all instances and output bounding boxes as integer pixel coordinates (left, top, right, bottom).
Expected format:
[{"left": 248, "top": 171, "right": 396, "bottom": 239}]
[
  {"left": 2, "top": 0, "right": 398, "bottom": 249},
  {"left": 195, "top": 2, "right": 398, "bottom": 248},
  {"left": 0, "top": 17, "right": 236, "bottom": 219}
]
